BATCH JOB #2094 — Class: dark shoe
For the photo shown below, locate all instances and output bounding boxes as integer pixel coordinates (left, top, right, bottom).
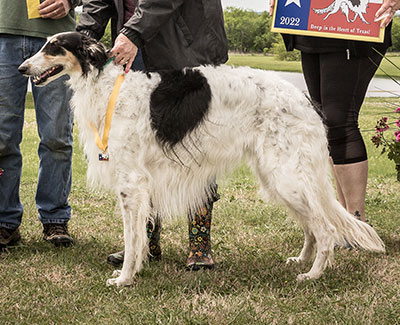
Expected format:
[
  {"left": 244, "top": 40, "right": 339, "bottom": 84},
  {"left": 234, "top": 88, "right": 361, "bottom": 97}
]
[
  {"left": 107, "top": 218, "right": 162, "bottom": 267},
  {"left": 0, "top": 227, "right": 21, "bottom": 250},
  {"left": 107, "top": 250, "right": 124, "bottom": 267},
  {"left": 43, "top": 223, "right": 74, "bottom": 247},
  {"left": 186, "top": 197, "right": 216, "bottom": 271}
]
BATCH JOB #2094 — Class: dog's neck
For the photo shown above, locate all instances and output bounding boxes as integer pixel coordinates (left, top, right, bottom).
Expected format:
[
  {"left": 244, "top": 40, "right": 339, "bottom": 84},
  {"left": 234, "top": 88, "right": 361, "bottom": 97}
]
[{"left": 68, "top": 61, "right": 119, "bottom": 90}]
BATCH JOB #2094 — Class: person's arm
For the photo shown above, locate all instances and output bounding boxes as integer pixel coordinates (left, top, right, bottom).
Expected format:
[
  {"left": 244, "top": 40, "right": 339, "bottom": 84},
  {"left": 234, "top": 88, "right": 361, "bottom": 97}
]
[
  {"left": 375, "top": 0, "right": 400, "bottom": 27},
  {"left": 110, "top": 0, "right": 185, "bottom": 72},
  {"left": 76, "top": 0, "right": 114, "bottom": 41},
  {"left": 38, "top": 0, "right": 81, "bottom": 20},
  {"left": 120, "top": 0, "right": 185, "bottom": 47},
  {"left": 110, "top": 34, "right": 138, "bottom": 73},
  {"left": 269, "top": 0, "right": 275, "bottom": 16}
]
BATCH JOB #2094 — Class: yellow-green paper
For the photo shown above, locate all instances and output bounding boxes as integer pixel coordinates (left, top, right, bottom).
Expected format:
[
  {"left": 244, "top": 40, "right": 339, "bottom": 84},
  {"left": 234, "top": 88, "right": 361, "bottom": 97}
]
[{"left": 26, "top": 0, "right": 41, "bottom": 19}]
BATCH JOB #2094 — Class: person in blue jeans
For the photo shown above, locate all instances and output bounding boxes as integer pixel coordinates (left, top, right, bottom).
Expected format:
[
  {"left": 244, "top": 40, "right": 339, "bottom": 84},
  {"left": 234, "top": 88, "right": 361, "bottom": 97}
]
[{"left": 0, "top": 0, "right": 81, "bottom": 249}]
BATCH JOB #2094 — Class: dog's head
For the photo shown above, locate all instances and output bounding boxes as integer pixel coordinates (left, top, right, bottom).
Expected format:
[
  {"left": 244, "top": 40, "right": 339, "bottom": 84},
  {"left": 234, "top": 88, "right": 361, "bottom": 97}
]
[{"left": 18, "top": 32, "right": 108, "bottom": 86}]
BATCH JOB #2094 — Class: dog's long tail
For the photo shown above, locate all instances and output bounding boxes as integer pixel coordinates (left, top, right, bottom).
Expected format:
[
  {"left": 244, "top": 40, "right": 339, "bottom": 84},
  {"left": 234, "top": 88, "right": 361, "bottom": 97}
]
[{"left": 325, "top": 198, "right": 385, "bottom": 252}]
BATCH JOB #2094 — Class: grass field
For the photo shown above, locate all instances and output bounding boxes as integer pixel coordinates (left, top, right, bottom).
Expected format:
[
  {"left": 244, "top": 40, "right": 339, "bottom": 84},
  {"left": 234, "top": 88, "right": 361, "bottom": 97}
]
[
  {"left": 227, "top": 54, "right": 400, "bottom": 79},
  {"left": 1, "top": 75, "right": 400, "bottom": 324}
]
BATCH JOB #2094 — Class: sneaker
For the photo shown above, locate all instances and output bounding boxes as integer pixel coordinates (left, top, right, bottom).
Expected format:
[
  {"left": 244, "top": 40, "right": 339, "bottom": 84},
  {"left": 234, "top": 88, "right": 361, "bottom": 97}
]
[
  {"left": 43, "top": 223, "right": 74, "bottom": 247},
  {"left": 0, "top": 227, "right": 21, "bottom": 250}
]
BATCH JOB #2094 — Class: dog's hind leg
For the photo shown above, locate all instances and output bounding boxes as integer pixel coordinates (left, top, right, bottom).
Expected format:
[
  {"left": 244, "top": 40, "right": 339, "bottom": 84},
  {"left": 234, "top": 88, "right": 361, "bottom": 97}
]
[
  {"left": 295, "top": 222, "right": 334, "bottom": 281},
  {"left": 283, "top": 200, "right": 335, "bottom": 281},
  {"left": 285, "top": 203, "right": 335, "bottom": 281},
  {"left": 286, "top": 223, "right": 316, "bottom": 265},
  {"left": 106, "top": 177, "right": 150, "bottom": 287},
  {"left": 254, "top": 162, "right": 335, "bottom": 281}
]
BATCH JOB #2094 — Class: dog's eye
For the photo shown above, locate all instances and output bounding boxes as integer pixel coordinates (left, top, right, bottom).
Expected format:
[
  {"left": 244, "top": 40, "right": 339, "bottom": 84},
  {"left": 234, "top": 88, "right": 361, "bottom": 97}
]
[{"left": 43, "top": 41, "right": 66, "bottom": 56}]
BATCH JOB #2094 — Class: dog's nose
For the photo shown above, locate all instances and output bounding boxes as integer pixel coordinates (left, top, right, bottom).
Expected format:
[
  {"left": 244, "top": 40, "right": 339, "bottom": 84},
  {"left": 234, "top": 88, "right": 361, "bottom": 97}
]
[{"left": 18, "top": 65, "right": 28, "bottom": 75}]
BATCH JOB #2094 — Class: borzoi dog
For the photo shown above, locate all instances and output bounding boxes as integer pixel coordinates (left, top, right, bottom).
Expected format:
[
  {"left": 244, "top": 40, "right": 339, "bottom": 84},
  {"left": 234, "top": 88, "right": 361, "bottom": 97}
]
[{"left": 19, "top": 32, "right": 385, "bottom": 287}]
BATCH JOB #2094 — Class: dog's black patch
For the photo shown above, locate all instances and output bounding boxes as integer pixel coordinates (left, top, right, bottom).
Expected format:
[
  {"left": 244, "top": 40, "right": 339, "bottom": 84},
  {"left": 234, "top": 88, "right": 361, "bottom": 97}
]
[
  {"left": 43, "top": 41, "right": 67, "bottom": 56},
  {"left": 52, "top": 32, "right": 108, "bottom": 75},
  {"left": 350, "top": 0, "right": 360, "bottom": 6},
  {"left": 150, "top": 69, "right": 211, "bottom": 150}
]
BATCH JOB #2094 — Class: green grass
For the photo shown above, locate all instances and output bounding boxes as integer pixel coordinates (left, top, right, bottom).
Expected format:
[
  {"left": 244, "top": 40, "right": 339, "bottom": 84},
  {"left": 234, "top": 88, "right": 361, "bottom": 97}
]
[
  {"left": 1, "top": 90, "right": 399, "bottom": 324},
  {"left": 227, "top": 54, "right": 400, "bottom": 79}
]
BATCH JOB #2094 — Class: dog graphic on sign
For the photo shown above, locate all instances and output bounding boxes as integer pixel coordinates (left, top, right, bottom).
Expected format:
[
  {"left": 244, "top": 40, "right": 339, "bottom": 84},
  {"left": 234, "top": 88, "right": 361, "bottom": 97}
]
[{"left": 313, "top": 0, "right": 371, "bottom": 24}]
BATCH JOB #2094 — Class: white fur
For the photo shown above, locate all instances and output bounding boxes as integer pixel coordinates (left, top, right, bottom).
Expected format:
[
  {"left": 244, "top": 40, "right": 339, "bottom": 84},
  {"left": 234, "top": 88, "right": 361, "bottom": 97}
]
[{"left": 20, "top": 33, "right": 385, "bottom": 287}]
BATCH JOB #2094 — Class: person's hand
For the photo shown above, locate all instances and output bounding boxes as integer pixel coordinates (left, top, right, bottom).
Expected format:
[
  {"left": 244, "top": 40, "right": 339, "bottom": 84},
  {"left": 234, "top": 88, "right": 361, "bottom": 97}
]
[
  {"left": 375, "top": 0, "right": 400, "bottom": 27},
  {"left": 38, "top": 0, "right": 72, "bottom": 19},
  {"left": 269, "top": 0, "right": 275, "bottom": 16},
  {"left": 109, "top": 34, "right": 138, "bottom": 73}
]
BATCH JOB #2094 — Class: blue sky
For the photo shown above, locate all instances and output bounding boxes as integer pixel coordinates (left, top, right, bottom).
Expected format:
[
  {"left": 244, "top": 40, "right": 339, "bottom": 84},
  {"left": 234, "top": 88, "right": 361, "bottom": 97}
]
[{"left": 221, "top": 0, "right": 268, "bottom": 12}]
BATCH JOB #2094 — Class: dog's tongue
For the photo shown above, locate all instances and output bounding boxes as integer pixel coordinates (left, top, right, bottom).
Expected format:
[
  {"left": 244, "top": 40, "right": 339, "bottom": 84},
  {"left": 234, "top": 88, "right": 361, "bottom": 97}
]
[{"left": 40, "top": 71, "right": 50, "bottom": 80}]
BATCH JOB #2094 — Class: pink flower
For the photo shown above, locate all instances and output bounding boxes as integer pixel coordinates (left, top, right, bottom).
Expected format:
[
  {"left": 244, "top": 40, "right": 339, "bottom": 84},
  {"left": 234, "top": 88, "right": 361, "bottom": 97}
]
[
  {"left": 395, "top": 130, "right": 400, "bottom": 142},
  {"left": 395, "top": 107, "right": 400, "bottom": 113},
  {"left": 377, "top": 126, "right": 390, "bottom": 132},
  {"left": 371, "top": 135, "right": 382, "bottom": 147},
  {"left": 375, "top": 117, "right": 390, "bottom": 133},
  {"left": 395, "top": 130, "right": 400, "bottom": 141},
  {"left": 396, "top": 119, "right": 400, "bottom": 128}
]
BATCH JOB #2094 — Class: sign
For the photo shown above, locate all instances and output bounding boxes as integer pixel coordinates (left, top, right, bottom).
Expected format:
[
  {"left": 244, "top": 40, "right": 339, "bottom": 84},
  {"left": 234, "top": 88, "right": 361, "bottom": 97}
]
[{"left": 271, "top": 0, "right": 385, "bottom": 42}]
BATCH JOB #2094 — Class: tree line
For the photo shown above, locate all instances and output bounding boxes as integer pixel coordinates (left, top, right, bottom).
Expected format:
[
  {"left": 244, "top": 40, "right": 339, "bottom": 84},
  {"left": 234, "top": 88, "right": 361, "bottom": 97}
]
[
  {"left": 98, "top": 8, "right": 400, "bottom": 58},
  {"left": 224, "top": 7, "right": 400, "bottom": 55}
]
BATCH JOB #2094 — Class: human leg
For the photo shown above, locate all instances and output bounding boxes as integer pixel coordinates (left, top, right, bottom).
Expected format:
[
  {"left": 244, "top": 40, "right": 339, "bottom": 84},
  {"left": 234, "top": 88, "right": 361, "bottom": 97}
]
[
  {"left": 0, "top": 35, "right": 29, "bottom": 235},
  {"left": 332, "top": 160, "right": 368, "bottom": 221},
  {"left": 29, "top": 36, "right": 74, "bottom": 245},
  {"left": 186, "top": 183, "right": 219, "bottom": 270},
  {"left": 316, "top": 51, "right": 383, "bottom": 220}
]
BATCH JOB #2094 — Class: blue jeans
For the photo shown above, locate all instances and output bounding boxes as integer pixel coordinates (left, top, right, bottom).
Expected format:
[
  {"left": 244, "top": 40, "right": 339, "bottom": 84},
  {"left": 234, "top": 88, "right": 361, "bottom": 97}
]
[{"left": 0, "top": 34, "right": 73, "bottom": 229}]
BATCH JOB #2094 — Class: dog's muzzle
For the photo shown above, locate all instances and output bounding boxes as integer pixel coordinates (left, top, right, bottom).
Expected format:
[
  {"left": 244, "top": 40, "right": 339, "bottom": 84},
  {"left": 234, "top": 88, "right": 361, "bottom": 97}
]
[{"left": 18, "top": 63, "right": 63, "bottom": 86}]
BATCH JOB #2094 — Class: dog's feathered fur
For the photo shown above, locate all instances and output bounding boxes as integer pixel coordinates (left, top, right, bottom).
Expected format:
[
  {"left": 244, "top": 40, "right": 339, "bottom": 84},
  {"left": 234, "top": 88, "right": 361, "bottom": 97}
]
[{"left": 19, "top": 32, "right": 385, "bottom": 286}]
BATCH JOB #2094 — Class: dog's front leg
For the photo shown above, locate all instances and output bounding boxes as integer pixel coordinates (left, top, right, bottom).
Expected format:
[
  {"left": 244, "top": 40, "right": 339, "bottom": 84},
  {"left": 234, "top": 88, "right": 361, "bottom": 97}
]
[{"left": 107, "top": 184, "right": 150, "bottom": 287}]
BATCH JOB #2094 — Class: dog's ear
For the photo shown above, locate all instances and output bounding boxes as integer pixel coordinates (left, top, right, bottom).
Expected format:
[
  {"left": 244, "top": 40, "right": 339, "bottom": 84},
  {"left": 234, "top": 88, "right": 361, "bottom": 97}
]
[{"left": 80, "top": 35, "right": 108, "bottom": 70}]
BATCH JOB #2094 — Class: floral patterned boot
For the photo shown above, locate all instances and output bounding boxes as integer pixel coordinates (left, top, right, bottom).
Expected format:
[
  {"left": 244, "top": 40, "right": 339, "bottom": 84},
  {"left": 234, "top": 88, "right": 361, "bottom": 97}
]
[
  {"left": 186, "top": 199, "right": 216, "bottom": 271},
  {"left": 147, "top": 217, "right": 162, "bottom": 261}
]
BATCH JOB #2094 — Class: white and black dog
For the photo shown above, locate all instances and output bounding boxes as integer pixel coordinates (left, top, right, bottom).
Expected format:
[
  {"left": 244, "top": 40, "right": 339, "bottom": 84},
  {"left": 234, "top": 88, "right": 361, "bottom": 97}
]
[{"left": 19, "top": 32, "right": 384, "bottom": 287}]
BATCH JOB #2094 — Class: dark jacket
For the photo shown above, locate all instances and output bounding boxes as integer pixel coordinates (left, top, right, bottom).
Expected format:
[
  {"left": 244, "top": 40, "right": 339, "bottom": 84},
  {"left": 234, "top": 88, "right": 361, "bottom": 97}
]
[
  {"left": 282, "top": 23, "right": 392, "bottom": 57},
  {"left": 77, "top": 0, "right": 228, "bottom": 71}
]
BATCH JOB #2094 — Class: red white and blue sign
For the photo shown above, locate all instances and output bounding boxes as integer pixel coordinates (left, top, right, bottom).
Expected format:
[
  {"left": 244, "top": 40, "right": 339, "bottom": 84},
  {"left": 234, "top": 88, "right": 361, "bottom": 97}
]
[{"left": 271, "top": 0, "right": 385, "bottom": 42}]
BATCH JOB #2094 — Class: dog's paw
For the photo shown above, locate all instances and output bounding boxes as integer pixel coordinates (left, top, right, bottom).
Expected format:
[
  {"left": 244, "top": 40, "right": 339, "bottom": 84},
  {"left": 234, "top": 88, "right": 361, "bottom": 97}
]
[
  {"left": 296, "top": 273, "right": 311, "bottom": 282},
  {"left": 286, "top": 256, "right": 303, "bottom": 264},
  {"left": 106, "top": 270, "right": 134, "bottom": 287},
  {"left": 106, "top": 275, "right": 134, "bottom": 287},
  {"left": 112, "top": 270, "right": 122, "bottom": 277}
]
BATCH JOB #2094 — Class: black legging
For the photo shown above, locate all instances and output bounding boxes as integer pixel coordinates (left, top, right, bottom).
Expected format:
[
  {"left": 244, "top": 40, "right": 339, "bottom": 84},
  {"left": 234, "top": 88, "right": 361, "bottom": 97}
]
[{"left": 301, "top": 49, "right": 384, "bottom": 165}]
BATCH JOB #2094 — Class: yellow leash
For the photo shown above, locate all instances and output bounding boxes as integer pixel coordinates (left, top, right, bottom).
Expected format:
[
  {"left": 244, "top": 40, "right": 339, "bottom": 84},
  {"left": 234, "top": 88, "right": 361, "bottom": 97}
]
[{"left": 90, "top": 72, "right": 125, "bottom": 161}]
